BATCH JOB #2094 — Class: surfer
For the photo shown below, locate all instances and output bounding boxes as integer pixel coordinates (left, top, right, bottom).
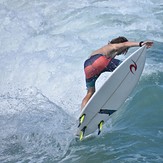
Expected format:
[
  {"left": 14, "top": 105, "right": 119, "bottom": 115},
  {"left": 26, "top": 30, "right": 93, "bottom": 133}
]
[{"left": 81, "top": 36, "right": 153, "bottom": 110}]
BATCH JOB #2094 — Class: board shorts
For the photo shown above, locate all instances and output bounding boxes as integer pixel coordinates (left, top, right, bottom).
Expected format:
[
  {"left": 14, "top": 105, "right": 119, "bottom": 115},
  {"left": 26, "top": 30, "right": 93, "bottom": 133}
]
[{"left": 84, "top": 54, "right": 121, "bottom": 89}]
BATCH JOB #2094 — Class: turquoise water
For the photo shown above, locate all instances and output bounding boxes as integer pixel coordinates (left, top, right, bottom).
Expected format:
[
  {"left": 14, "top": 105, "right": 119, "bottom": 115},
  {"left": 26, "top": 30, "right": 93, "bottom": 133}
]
[{"left": 0, "top": 0, "right": 163, "bottom": 162}]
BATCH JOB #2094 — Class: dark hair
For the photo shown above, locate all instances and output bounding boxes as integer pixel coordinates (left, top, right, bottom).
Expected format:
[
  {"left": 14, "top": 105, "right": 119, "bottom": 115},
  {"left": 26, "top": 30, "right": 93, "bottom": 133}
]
[{"left": 109, "top": 36, "right": 128, "bottom": 44}]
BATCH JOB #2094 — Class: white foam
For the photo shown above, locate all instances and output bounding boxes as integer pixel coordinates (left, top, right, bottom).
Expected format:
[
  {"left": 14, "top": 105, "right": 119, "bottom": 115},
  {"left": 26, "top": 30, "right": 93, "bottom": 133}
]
[{"left": 0, "top": 0, "right": 162, "bottom": 114}]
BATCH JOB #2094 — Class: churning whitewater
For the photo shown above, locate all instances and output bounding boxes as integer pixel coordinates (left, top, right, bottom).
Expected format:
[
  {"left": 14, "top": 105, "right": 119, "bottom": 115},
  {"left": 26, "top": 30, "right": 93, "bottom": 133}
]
[{"left": 0, "top": 0, "right": 163, "bottom": 162}]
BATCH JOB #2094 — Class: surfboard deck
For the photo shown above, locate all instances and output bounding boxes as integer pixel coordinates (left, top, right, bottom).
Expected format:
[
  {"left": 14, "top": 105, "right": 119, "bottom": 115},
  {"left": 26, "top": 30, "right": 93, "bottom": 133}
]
[{"left": 77, "top": 46, "right": 147, "bottom": 140}]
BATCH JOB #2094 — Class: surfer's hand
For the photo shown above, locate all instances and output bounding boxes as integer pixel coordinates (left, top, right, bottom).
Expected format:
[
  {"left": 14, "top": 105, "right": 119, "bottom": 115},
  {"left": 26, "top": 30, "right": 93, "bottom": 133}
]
[{"left": 142, "top": 41, "right": 153, "bottom": 48}]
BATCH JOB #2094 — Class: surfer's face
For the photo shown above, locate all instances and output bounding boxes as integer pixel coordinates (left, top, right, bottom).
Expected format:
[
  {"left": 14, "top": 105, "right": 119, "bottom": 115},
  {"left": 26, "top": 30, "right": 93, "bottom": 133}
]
[{"left": 122, "top": 48, "right": 129, "bottom": 55}]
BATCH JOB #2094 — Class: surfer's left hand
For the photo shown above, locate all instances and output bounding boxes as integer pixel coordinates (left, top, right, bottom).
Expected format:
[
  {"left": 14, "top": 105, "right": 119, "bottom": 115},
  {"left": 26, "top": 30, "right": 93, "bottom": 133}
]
[{"left": 143, "top": 41, "right": 154, "bottom": 48}]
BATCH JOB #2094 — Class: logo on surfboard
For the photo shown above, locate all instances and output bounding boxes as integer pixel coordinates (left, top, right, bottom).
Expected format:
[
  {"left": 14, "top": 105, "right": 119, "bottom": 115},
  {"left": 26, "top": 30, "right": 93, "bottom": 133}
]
[{"left": 130, "top": 60, "right": 137, "bottom": 74}]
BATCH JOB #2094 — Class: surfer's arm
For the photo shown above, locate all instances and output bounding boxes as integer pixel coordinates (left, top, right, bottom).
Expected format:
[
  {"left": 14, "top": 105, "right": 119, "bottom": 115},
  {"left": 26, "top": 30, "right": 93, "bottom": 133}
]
[
  {"left": 123, "top": 41, "right": 153, "bottom": 48},
  {"left": 113, "top": 41, "right": 153, "bottom": 50},
  {"left": 114, "top": 42, "right": 139, "bottom": 49},
  {"left": 124, "top": 41, "right": 140, "bottom": 48}
]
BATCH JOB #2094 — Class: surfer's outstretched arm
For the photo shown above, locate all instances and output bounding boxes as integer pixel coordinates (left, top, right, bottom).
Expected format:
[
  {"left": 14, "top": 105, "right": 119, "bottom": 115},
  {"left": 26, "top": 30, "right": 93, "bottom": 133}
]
[{"left": 113, "top": 41, "right": 153, "bottom": 51}]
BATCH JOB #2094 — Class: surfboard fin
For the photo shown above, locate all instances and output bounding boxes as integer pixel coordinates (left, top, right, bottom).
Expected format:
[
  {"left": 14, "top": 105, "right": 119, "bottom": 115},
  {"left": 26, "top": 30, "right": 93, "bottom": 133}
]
[
  {"left": 98, "top": 120, "right": 104, "bottom": 135},
  {"left": 99, "top": 109, "right": 116, "bottom": 116},
  {"left": 79, "top": 126, "right": 87, "bottom": 141},
  {"left": 78, "top": 114, "right": 86, "bottom": 127}
]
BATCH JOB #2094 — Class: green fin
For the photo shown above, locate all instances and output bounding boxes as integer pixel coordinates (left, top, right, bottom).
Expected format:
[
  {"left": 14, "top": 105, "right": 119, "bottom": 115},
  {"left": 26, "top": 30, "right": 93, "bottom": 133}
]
[
  {"left": 98, "top": 120, "right": 104, "bottom": 135},
  {"left": 79, "top": 130, "right": 84, "bottom": 141},
  {"left": 78, "top": 114, "right": 86, "bottom": 127},
  {"left": 79, "top": 126, "right": 87, "bottom": 141}
]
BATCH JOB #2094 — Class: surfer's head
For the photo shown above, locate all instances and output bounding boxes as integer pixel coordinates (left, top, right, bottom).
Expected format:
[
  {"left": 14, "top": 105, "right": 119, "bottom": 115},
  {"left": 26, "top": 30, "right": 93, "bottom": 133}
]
[
  {"left": 110, "top": 36, "right": 128, "bottom": 44},
  {"left": 109, "top": 36, "right": 129, "bottom": 55}
]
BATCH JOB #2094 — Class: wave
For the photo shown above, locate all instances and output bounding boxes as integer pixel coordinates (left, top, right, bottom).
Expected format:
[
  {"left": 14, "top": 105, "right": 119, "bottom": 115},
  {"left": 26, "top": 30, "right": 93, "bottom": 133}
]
[
  {"left": 109, "top": 83, "right": 163, "bottom": 133},
  {"left": 0, "top": 0, "right": 163, "bottom": 162}
]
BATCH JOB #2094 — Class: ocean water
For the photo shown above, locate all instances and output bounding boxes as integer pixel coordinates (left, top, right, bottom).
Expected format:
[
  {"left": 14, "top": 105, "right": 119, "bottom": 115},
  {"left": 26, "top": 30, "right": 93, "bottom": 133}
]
[{"left": 0, "top": 0, "right": 163, "bottom": 162}]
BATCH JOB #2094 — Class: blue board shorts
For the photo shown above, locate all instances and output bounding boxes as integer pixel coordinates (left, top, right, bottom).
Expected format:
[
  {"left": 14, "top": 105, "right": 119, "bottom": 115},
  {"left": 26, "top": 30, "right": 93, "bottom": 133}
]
[{"left": 84, "top": 54, "right": 121, "bottom": 89}]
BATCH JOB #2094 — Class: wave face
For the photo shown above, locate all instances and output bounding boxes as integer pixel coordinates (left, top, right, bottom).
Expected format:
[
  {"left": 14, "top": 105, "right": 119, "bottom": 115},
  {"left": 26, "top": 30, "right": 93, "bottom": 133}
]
[{"left": 0, "top": 0, "right": 163, "bottom": 162}]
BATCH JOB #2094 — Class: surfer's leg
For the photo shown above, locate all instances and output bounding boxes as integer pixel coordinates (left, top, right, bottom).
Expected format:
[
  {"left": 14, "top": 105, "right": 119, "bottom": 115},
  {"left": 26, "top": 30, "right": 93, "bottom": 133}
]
[{"left": 81, "top": 87, "right": 95, "bottom": 110}]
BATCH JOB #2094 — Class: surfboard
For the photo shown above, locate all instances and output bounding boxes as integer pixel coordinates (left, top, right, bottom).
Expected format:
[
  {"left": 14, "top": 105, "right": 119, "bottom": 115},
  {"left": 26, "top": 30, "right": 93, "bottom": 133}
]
[{"left": 76, "top": 46, "right": 147, "bottom": 140}]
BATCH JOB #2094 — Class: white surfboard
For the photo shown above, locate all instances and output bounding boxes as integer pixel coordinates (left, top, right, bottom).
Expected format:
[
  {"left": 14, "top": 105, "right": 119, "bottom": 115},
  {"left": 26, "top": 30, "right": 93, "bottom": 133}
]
[{"left": 77, "top": 46, "right": 147, "bottom": 140}]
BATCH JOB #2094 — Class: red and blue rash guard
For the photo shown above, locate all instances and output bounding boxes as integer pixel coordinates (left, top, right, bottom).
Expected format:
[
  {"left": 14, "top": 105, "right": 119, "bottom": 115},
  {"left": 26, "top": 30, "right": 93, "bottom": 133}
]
[{"left": 84, "top": 54, "right": 121, "bottom": 89}]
